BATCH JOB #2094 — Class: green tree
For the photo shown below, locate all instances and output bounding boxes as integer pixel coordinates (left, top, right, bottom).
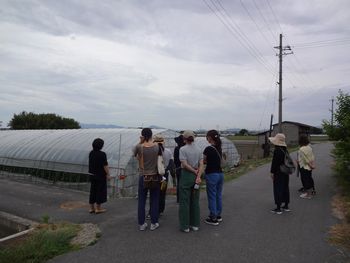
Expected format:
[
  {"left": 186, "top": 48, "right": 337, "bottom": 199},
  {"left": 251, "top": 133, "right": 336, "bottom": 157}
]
[
  {"left": 237, "top": 129, "right": 249, "bottom": 136},
  {"left": 323, "top": 90, "right": 350, "bottom": 188},
  {"left": 8, "top": 111, "right": 80, "bottom": 129}
]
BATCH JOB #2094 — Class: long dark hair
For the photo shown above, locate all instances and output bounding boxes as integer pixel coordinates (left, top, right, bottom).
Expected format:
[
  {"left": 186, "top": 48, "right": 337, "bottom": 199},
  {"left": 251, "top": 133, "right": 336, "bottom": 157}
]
[
  {"left": 141, "top": 128, "right": 152, "bottom": 142},
  {"left": 206, "top": 130, "right": 222, "bottom": 155},
  {"left": 299, "top": 135, "right": 310, "bottom": 146}
]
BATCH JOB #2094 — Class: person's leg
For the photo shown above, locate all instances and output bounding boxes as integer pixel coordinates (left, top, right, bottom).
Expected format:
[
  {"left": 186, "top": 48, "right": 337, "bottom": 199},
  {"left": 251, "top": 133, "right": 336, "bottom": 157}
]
[
  {"left": 138, "top": 176, "right": 148, "bottom": 225},
  {"left": 179, "top": 170, "right": 192, "bottom": 231},
  {"left": 176, "top": 169, "right": 181, "bottom": 203},
  {"left": 216, "top": 173, "right": 224, "bottom": 217},
  {"left": 89, "top": 179, "right": 97, "bottom": 211},
  {"left": 205, "top": 173, "right": 218, "bottom": 218},
  {"left": 190, "top": 185, "right": 200, "bottom": 228},
  {"left": 310, "top": 171, "right": 316, "bottom": 193},
  {"left": 96, "top": 179, "right": 107, "bottom": 210},
  {"left": 300, "top": 168, "right": 313, "bottom": 198},
  {"left": 300, "top": 167, "right": 307, "bottom": 192},
  {"left": 159, "top": 183, "right": 167, "bottom": 214},
  {"left": 150, "top": 185, "right": 160, "bottom": 224},
  {"left": 281, "top": 174, "right": 290, "bottom": 208},
  {"left": 273, "top": 176, "right": 282, "bottom": 210}
]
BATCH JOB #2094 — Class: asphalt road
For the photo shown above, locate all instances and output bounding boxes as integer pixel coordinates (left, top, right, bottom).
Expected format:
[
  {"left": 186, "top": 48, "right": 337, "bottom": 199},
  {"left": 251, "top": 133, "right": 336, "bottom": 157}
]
[{"left": 1, "top": 142, "right": 349, "bottom": 263}]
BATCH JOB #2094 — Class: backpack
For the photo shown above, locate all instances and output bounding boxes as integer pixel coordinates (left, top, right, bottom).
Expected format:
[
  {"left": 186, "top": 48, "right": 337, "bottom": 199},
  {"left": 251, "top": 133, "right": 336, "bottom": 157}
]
[{"left": 279, "top": 148, "right": 296, "bottom": 174}]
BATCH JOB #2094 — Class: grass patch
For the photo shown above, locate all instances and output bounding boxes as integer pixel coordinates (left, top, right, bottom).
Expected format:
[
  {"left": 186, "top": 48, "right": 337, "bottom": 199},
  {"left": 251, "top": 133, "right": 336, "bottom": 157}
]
[
  {"left": 222, "top": 145, "right": 298, "bottom": 182},
  {"left": 224, "top": 157, "right": 272, "bottom": 182},
  {"left": 310, "top": 135, "right": 329, "bottom": 142},
  {"left": 329, "top": 194, "right": 350, "bottom": 250},
  {"left": 0, "top": 222, "right": 81, "bottom": 263}
]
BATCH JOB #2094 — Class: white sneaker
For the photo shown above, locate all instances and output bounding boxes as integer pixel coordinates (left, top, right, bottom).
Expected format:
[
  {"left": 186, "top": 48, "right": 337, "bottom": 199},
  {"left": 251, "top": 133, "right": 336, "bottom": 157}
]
[
  {"left": 190, "top": 226, "right": 199, "bottom": 231},
  {"left": 150, "top": 223, "right": 159, "bottom": 231},
  {"left": 139, "top": 223, "right": 148, "bottom": 231},
  {"left": 181, "top": 228, "right": 190, "bottom": 233},
  {"left": 300, "top": 193, "right": 312, "bottom": 199}
]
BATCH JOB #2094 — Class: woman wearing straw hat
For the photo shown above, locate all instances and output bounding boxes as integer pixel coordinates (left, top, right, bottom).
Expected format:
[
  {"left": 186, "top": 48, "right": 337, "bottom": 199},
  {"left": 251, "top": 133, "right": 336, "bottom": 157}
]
[{"left": 269, "top": 133, "right": 291, "bottom": 214}]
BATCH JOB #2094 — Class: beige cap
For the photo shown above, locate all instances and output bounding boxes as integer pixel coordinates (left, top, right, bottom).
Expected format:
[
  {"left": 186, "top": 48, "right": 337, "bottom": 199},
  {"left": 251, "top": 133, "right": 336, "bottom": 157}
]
[{"left": 183, "top": 130, "right": 195, "bottom": 139}]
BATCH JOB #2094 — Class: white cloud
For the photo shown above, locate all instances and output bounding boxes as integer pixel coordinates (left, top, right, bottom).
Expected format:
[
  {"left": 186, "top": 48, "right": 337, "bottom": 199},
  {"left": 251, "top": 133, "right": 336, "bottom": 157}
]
[{"left": 0, "top": 0, "right": 349, "bottom": 130}]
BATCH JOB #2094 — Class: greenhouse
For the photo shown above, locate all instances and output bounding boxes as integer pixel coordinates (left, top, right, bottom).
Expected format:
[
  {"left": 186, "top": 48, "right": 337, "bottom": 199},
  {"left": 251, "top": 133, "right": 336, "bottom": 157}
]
[{"left": 0, "top": 129, "right": 240, "bottom": 197}]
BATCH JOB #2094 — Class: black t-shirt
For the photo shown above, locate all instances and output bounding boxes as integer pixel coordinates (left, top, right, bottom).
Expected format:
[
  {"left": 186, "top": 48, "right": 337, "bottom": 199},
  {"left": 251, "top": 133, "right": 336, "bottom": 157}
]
[
  {"left": 174, "top": 146, "right": 181, "bottom": 168},
  {"left": 203, "top": 146, "right": 222, "bottom": 174},
  {"left": 89, "top": 150, "right": 108, "bottom": 179}
]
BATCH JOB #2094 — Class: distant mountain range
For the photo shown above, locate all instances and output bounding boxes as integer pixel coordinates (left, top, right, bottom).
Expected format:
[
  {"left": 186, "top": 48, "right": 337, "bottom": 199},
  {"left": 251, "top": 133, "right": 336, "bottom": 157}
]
[
  {"left": 80, "top": 123, "right": 167, "bottom": 129},
  {"left": 80, "top": 123, "right": 245, "bottom": 133},
  {"left": 80, "top": 123, "right": 123, "bottom": 129}
]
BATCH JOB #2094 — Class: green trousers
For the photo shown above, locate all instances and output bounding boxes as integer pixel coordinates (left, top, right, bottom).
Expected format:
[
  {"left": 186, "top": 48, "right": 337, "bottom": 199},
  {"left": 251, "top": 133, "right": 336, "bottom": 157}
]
[{"left": 179, "top": 170, "right": 200, "bottom": 230}]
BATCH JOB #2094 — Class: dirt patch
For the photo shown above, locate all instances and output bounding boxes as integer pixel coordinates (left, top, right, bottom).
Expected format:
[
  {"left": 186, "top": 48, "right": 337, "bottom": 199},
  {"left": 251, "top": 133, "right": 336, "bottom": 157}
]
[{"left": 60, "top": 201, "right": 89, "bottom": 211}]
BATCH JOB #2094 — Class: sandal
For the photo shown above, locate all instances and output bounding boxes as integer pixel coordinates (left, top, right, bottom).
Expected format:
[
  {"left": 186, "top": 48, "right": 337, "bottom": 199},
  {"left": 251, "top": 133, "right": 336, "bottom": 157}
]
[
  {"left": 95, "top": 208, "right": 107, "bottom": 214},
  {"left": 89, "top": 209, "right": 95, "bottom": 214}
]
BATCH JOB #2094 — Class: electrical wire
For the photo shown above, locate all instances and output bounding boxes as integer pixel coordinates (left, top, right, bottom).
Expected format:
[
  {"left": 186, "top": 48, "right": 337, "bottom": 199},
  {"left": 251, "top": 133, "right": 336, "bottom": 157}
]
[
  {"left": 202, "top": 0, "right": 275, "bottom": 74},
  {"left": 251, "top": 0, "right": 278, "bottom": 42},
  {"left": 213, "top": 0, "right": 276, "bottom": 71}
]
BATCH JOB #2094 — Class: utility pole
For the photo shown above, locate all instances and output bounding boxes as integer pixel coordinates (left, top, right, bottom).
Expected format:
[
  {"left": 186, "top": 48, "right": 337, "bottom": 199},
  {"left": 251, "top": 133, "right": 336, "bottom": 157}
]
[
  {"left": 330, "top": 97, "right": 334, "bottom": 127},
  {"left": 274, "top": 34, "right": 293, "bottom": 133},
  {"left": 269, "top": 114, "right": 273, "bottom": 137}
]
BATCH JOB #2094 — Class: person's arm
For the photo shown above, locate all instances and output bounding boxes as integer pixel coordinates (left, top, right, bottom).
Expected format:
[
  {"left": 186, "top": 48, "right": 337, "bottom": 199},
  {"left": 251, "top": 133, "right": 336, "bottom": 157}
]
[
  {"left": 202, "top": 154, "right": 207, "bottom": 164},
  {"left": 104, "top": 165, "right": 111, "bottom": 180},
  {"left": 103, "top": 152, "right": 111, "bottom": 180},
  {"left": 196, "top": 159, "right": 204, "bottom": 184},
  {"left": 181, "top": 159, "right": 197, "bottom": 174}
]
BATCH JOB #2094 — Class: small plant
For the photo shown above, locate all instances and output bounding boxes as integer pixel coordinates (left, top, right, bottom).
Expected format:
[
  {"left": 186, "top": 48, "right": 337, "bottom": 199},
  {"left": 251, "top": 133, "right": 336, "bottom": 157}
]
[{"left": 41, "top": 214, "right": 50, "bottom": 224}]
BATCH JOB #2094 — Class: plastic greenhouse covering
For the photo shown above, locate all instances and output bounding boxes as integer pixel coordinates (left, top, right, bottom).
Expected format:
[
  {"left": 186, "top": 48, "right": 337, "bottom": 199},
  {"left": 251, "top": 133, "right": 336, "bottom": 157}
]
[{"left": 0, "top": 129, "right": 240, "bottom": 197}]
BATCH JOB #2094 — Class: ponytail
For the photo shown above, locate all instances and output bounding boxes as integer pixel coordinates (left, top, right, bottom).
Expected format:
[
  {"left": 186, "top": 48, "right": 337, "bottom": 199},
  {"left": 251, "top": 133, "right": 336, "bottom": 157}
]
[{"left": 206, "top": 129, "right": 222, "bottom": 155}]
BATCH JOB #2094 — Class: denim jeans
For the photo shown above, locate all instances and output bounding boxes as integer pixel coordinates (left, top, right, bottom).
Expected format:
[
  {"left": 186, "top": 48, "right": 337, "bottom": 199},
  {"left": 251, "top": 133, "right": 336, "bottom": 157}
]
[
  {"left": 205, "top": 172, "right": 224, "bottom": 218},
  {"left": 138, "top": 175, "right": 160, "bottom": 225}
]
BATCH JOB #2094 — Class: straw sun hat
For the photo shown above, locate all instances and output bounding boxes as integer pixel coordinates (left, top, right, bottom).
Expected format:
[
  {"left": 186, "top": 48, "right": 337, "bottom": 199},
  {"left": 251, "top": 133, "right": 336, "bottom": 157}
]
[
  {"left": 153, "top": 134, "right": 165, "bottom": 144},
  {"left": 268, "top": 133, "right": 287, "bottom": 147}
]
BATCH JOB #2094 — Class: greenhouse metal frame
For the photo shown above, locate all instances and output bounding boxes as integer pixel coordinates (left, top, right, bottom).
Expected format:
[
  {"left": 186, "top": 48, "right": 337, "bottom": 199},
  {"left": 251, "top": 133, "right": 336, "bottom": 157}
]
[{"left": 0, "top": 129, "right": 240, "bottom": 197}]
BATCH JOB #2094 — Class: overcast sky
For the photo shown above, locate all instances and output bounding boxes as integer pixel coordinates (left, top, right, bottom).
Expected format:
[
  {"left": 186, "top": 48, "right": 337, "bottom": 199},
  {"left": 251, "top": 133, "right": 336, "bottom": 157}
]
[{"left": 1, "top": 0, "right": 349, "bottom": 130}]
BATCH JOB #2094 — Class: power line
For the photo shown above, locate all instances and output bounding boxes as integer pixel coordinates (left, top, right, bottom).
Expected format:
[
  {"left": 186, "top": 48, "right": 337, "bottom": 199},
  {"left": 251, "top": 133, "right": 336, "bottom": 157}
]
[
  {"left": 265, "top": 0, "right": 284, "bottom": 36},
  {"left": 213, "top": 0, "right": 276, "bottom": 71},
  {"left": 202, "top": 0, "right": 275, "bottom": 74},
  {"left": 293, "top": 37, "right": 350, "bottom": 47},
  {"left": 251, "top": 0, "right": 278, "bottom": 42},
  {"left": 239, "top": 0, "right": 275, "bottom": 52}
]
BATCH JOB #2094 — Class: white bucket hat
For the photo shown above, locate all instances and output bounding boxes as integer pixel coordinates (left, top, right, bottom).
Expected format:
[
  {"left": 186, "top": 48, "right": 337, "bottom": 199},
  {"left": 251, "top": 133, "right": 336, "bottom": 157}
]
[{"left": 269, "top": 133, "right": 287, "bottom": 147}]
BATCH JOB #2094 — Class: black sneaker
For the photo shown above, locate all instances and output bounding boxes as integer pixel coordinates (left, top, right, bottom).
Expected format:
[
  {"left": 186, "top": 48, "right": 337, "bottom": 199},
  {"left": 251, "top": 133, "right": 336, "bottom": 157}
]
[
  {"left": 270, "top": 208, "right": 282, "bottom": 215},
  {"left": 216, "top": 216, "right": 223, "bottom": 222},
  {"left": 205, "top": 217, "right": 219, "bottom": 226},
  {"left": 281, "top": 206, "right": 291, "bottom": 212}
]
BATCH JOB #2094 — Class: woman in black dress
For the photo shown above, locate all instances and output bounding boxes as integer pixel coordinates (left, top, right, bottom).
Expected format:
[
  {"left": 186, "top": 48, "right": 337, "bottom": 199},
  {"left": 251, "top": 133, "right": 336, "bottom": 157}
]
[
  {"left": 88, "top": 138, "right": 110, "bottom": 214},
  {"left": 269, "top": 133, "right": 290, "bottom": 214}
]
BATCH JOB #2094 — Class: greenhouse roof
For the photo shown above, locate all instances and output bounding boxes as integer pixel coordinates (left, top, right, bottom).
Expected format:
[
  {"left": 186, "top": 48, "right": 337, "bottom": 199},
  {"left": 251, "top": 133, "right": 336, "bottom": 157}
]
[{"left": 0, "top": 128, "right": 179, "bottom": 174}]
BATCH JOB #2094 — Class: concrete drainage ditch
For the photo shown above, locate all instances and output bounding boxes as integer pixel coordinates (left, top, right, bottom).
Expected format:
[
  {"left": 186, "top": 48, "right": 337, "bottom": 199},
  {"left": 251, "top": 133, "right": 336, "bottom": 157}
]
[{"left": 0, "top": 211, "right": 36, "bottom": 246}]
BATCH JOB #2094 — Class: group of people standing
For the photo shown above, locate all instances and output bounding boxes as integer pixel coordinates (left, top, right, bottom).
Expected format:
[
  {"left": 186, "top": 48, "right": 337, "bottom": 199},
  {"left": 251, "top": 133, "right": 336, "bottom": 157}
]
[
  {"left": 269, "top": 133, "right": 316, "bottom": 215},
  {"left": 87, "top": 130, "right": 316, "bottom": 230},
  {"left": 133, "top": 128, "right": 224, "bottom": 232}
]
